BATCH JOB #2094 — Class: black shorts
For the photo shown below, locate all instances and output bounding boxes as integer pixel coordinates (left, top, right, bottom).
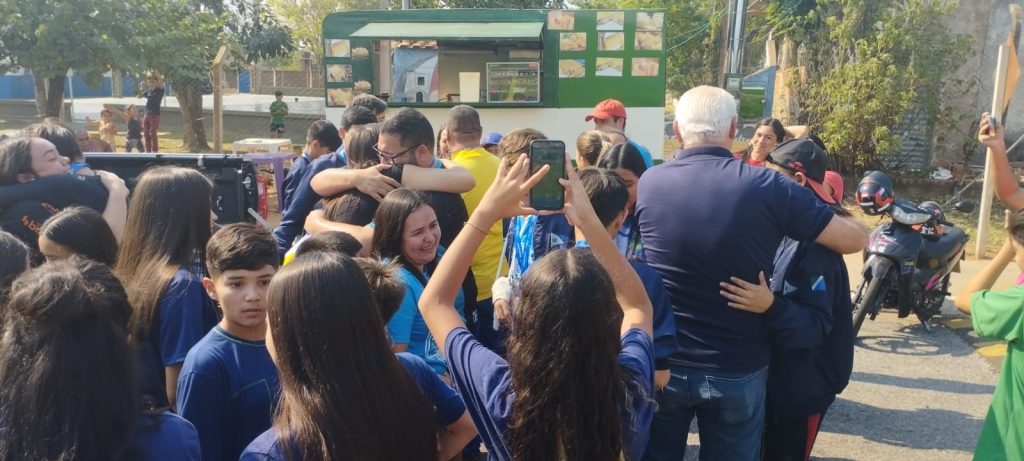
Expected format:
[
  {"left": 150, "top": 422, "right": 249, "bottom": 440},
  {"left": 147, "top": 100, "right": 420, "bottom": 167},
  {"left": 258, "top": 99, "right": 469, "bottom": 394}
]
[{"left": 270, "top": 122, "right": 285, "bottom": 133}]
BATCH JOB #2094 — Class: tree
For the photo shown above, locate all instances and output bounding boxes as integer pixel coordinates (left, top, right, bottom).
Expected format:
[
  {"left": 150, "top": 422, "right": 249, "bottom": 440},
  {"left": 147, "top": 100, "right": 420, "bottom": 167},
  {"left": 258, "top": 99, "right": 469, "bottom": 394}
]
[
  {"left": 766, "top": 0, "right": 971, "bottom": 172},
  {"left": 576, "top": 0, "right": 725, "bottom": 95},
  {"left": 136, "top": 0, "right": 294, "bottom": 151},
  {"left": 0, "top": 0, "right": 136, "bottom": 117}
]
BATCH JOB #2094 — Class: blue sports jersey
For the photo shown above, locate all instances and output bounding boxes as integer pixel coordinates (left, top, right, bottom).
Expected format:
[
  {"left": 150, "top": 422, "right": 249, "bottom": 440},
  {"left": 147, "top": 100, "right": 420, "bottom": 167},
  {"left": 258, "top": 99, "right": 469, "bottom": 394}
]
[{"left": 177, "top": 325, "right": 280, "bottom": 461}]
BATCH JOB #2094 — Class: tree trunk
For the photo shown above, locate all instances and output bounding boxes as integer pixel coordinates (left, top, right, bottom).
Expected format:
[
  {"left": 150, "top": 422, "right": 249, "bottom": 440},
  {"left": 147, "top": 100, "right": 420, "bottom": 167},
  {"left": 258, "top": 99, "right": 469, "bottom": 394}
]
[
  {"left": 32, "top": 74, "right": 66, "bottom": 119},
  {"left": 175, "top": 84, "right": 210, "bottom": 152}
]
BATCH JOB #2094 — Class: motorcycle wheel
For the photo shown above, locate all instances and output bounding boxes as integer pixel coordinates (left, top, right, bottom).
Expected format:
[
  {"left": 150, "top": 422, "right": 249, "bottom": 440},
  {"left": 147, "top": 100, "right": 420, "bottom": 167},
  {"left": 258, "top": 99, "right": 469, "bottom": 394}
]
[{"left": 853, "top": 273, "right": 887, "bottom": 337}]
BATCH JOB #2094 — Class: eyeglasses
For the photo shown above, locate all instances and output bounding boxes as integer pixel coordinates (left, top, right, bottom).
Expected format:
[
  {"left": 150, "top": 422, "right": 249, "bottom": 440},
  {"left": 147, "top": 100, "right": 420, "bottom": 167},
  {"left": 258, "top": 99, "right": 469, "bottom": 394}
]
[{"left": 373, "top": 144, "right": 418, "bottom": 164}]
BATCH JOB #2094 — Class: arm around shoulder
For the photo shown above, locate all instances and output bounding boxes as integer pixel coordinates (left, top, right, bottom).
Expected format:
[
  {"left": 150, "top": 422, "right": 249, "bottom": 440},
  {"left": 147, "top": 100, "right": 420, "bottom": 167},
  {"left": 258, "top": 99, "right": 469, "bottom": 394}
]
[
  {"left": 401, "top": 164, "right": 475, "bottom": 193},
  {"left": 814, "top": 214, "right": 868, "bottom": 255}
]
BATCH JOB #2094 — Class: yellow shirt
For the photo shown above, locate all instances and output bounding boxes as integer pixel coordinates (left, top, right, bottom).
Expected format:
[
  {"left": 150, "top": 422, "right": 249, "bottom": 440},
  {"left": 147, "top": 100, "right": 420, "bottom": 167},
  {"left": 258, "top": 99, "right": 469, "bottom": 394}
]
[{"left": 451, "top": 146, "right": 502, "bottom": 300}]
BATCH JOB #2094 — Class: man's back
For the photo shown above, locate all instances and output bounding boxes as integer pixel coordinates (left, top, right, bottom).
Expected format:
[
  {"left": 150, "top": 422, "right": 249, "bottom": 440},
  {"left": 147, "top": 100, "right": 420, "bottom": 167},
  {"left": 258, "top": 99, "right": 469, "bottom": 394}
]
[{"left": 636, "top": 146, "right": 833, "bottom": 373}]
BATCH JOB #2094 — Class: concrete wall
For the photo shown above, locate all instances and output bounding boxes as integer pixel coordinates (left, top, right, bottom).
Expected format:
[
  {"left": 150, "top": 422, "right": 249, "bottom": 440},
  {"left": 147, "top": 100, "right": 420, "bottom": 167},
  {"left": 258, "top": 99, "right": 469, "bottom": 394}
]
[{"left": 960, "top": 1, "right": 1024, "bottom": 164}]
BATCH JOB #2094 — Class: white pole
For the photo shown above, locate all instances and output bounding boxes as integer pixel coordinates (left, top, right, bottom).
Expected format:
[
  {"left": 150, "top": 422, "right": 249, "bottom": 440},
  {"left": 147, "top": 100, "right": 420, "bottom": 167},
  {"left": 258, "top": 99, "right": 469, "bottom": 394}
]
[
  {"left": 977, "top": 44, "right": 1011, "bottom": 258},
  {"left": 67, "top": 69, "right": 75, "bottom": 121}
]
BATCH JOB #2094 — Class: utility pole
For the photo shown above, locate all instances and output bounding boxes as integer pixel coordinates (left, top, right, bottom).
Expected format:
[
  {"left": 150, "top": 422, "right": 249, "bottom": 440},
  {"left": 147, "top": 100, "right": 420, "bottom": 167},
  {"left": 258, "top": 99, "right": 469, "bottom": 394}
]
[
  {"left": 402, "top": 0, "right": 411, "bottom": 9},
  {"left": 718, "top": 0, "right": 748, "bottom": 93}
]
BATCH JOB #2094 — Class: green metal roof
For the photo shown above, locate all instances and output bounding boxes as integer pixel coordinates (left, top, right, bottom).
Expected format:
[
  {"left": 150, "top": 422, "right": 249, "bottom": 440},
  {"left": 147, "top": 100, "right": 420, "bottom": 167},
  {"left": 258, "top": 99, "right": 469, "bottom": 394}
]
[{"left": 349, "top": 22, "right": 543, "bottom": 40}]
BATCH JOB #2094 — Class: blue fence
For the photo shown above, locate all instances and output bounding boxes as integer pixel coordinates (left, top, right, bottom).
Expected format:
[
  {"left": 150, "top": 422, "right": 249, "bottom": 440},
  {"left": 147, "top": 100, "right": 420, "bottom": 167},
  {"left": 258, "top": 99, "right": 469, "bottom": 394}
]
[{"left": 0, "top": 71, "right": 251, "bottom": 100}]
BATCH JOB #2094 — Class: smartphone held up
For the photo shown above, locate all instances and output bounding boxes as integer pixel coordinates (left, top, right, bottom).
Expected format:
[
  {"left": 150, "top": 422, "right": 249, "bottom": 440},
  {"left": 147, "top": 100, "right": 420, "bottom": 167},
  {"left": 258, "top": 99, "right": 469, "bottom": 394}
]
[{"left": 528, "top": 139, "right": 567, "bottom": 211}]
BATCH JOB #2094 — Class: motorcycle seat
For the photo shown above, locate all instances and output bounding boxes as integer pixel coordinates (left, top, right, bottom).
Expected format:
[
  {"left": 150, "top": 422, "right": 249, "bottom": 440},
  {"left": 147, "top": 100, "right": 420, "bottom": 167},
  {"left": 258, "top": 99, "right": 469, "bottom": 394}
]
[{"left": 920, "top": 226, "right": 967, "bottom": 263}]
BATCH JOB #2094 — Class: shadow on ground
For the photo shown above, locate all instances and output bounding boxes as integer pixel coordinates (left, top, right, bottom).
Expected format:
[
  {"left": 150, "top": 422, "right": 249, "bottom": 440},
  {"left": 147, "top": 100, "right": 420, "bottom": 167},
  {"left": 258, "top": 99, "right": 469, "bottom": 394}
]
[
  {"left": 850, "top": 371, "right": 995, "bottom": 395},
  {"left": 822, "top": 398, "right": 982, "bottom": 453},
  {"left": 856, "top": 324, "right": 974, "bottom": 357}
]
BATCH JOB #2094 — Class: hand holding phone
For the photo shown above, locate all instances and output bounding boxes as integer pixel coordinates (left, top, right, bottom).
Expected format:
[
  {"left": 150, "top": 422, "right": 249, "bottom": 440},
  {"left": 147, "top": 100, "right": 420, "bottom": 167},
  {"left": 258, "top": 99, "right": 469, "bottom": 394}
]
[{"left": 528, "top": 140, "right": 567, "bottom": 211}]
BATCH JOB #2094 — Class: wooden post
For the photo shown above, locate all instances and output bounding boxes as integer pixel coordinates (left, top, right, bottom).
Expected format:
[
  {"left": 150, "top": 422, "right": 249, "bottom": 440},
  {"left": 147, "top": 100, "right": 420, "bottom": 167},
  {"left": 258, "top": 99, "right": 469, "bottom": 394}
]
[
  {"left": 976, "top": 45, "right": 1010, "bottom": 257},
  {"left": 212, "top": 46, "right": 228, "bottom": 154}
]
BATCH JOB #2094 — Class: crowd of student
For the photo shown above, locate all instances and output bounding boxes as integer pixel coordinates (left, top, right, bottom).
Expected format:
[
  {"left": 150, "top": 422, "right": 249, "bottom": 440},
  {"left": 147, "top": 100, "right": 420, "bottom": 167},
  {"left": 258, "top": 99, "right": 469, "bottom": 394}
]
[{"left": 0, "top": 84, "right": 1019, "bottom": 461}]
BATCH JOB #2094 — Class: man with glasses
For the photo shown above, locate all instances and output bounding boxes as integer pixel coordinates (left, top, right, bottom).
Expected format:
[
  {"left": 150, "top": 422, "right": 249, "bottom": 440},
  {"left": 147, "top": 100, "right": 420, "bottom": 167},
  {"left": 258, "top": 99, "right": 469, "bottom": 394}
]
[
  {"left": 305, "top": 108, "right": 475, "bottom": 255},
  {"left": 273, "top": 106, "right": 377, "bottom": 257}
]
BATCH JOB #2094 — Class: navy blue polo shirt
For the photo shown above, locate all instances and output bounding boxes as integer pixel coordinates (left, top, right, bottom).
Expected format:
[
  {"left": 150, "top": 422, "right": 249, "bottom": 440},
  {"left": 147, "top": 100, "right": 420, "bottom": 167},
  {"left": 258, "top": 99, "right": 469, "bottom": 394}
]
[{"left": 635, "top": 146, "right": 834, "bottom": 373}]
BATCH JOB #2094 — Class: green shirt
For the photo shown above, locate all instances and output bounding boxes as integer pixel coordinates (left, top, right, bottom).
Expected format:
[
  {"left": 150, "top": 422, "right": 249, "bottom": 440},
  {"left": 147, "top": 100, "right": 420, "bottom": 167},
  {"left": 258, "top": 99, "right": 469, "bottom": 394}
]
[
  {"left": 269, "top": 101, "right": 288, "bottom": 125},
  {"left": 971, "top": 287, "right": 1024, "bottom": 461}
]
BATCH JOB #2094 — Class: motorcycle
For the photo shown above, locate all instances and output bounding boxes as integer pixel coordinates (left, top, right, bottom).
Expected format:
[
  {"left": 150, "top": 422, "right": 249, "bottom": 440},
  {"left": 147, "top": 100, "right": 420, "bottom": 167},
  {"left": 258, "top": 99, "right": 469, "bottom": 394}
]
[{"left": 852, "top": 172, "right": 975, "bottom": 336}]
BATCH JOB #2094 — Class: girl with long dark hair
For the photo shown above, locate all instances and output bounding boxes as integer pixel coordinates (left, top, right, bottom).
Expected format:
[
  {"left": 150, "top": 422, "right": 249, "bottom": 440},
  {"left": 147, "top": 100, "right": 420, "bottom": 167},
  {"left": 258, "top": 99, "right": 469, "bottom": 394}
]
[
  {"left": 598, "top": 142, "right": 648, "bottom": 261},
  {"left": 0, "top": 230, "right": 28, "bottom": 307},
  {"left": 0, "top": 258, "right": 200, "bottom": 461},
  {"left": 418, "top": 154, "right": 656, "bottom": 461},
  {"left": 737, "top": 118, "right": 785, "bottom": 166},
  {"left": 116, "top": 166, "right": 220, "bottom": 411},
  {"left": 241, "top": 252, "right": 468, "bottom": 460},
  {"left": 39, "top": 205, "right": 118, "bottom": 266},
  {"left": 373, "top": 188, "right": 465, "bottom": 374}
]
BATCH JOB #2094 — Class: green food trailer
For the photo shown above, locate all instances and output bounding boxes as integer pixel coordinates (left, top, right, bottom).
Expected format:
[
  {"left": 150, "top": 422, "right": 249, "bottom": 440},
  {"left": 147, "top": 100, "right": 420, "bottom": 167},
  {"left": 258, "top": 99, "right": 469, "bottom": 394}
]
[{"left": 322, "top": 8, "right": 667, "bottom": 158}]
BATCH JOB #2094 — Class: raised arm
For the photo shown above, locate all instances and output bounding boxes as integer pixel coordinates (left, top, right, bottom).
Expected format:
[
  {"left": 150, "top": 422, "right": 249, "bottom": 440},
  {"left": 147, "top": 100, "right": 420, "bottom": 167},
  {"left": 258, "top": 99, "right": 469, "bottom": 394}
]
[
  {"left": 418, "top": 154, "right": 547, "bottom": 352},
  {"left": 104, "top": 104, "right": 132, "bottom": 123},
  {"left": 98, "top": 171, "right": 129, "bottom": 242},
  {"left": 954, "top": 240, "right": 1015, "bottom": 314},
  {"left": 399, "top": 164, "right": 475, "bottom": 193},
  {"left": 560, "top": 158, "right": 653, "bottom": 337},
  {"left": 814, "top": 214, "right": 868, "bottom": 255},
  {"left": 979, "top": 112, "right": 1024, "bottom": 210},
  {"left": 310, "top": 165, "right": 400, "bottom": 200},
  {"left": 303, "top": 210, "right": 374, "bottom": 256},
  {"left": 784, "top": 125, "right": 809, "bottom": 139}
]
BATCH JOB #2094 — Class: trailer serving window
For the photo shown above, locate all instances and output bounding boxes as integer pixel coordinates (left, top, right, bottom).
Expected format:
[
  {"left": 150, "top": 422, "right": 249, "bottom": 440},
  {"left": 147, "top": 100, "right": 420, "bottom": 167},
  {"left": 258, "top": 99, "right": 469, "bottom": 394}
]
[{"left": 345, "top": 22, "right": 543, "bottom": 106}]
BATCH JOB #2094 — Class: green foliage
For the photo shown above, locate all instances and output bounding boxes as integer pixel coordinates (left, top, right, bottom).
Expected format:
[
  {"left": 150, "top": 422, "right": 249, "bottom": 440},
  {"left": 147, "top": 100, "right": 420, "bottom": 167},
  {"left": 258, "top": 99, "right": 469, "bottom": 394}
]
[
  {"left": 0, "top": 0, "right": 134, "bottom": 82},
  {"left": 575, "top": 0, "right": 725, "bottom": 95},
  {"left": 778, "top": 0, "right": 971, "bottom": 173}
]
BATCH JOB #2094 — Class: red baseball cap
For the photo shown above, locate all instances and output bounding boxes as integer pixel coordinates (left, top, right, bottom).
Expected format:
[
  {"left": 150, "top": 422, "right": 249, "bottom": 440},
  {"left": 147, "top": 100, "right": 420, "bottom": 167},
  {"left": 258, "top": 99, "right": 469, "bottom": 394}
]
[{"left": 585, "top": 99, "right": 627, "bottom": 121}]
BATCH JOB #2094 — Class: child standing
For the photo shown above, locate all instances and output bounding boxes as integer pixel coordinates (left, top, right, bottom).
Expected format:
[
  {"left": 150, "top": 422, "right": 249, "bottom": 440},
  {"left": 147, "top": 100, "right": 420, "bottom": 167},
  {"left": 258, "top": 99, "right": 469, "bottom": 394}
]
[
  {"left": 176, "top": 224, "right": 281, "bottom": 461},
  {"left": 954, "top": 209, "right": 1024, "bottom": 461},
  {"left": 85, "top": 109, "right": 118, "bottom": 146},
  {"left": 106, "top": 104, "right": 144, "bottom": 152},
  {"left": 141, "top": 73, "right": 165, "bottom": 152},
  {"left": 269, "top": 91, "right": 288, "bottom": 138}
]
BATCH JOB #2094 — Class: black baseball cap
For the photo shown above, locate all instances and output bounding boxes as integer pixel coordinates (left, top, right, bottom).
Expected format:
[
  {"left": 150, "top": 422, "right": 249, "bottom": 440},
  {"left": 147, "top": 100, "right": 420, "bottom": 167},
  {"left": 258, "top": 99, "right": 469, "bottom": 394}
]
[{"left": 767, "top": 138, "right": 835, "bottom": 204}]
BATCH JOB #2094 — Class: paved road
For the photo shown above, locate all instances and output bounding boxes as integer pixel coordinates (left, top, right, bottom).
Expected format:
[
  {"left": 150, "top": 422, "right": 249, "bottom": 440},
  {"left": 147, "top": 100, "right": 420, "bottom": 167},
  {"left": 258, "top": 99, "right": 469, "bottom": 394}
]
[{"left": 680, "top": 253, "right": 1009, "bottom": 460}]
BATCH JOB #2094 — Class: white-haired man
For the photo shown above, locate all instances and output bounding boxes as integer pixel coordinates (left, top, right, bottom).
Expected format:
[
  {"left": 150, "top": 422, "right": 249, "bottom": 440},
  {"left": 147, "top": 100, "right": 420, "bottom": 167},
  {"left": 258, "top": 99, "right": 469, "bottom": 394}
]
[{"left": 637, "top": 86, "right": 867, "bottom": 461}]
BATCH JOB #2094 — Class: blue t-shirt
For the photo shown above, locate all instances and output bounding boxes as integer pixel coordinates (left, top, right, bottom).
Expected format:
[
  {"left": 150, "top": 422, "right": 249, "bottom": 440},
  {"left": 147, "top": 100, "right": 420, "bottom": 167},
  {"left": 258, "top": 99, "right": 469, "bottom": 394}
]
[
  {"left": 575, "top": 242, "right": 678, "bottom": 369},
  {"left": 635, "top": 146, "right": 834, "bottom": 373},
  {"left": 176, "top": 325, "right": 280, "bottom": 461},
  {"left": 239, "top": 353, "right": 467, "bottom": 461},
  {"left": 445, "top": 327, "right": 654, "bottom": 461},
  {"left": 273, "top": 149, "right": 348, "bottom": 256},
  {"left": 279, "top": 153, "right": 310, "bottom": 213},
  {"left": 131, "top": 411, "right": 201, "bottom": 461},
  {"left": 388, "top": 248, "right": 466, "bottom": 375},
  {"left": 135, "top": 267, "right": 220, "bottom": 407}
]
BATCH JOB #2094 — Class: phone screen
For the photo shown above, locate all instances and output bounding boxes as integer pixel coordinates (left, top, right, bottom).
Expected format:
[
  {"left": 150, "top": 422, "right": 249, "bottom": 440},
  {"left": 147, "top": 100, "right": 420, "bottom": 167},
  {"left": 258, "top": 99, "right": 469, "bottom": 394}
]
[{"left": 529, "top": 140, "right": 566, "bottom": 211}]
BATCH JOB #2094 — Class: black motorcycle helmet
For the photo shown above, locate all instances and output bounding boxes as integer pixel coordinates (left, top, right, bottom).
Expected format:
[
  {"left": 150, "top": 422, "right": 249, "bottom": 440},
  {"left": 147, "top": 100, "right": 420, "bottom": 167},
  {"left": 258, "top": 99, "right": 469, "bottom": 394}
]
[
  {"left": 856, "top": 171, "right": 895, "bottom": 216},
  {"left": 918, "top": 201, "right": 946, "bottom": 223}
]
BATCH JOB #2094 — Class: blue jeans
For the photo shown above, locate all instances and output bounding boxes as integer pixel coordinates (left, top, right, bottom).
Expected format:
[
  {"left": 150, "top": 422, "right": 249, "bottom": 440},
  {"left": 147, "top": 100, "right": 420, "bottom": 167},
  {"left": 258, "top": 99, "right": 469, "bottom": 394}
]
[
  {"left": 642, "top": 365, "right": 768, "bottom": 461},
  {"left": 471, "top": 298, "right": 507, "bottom": 356}
]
